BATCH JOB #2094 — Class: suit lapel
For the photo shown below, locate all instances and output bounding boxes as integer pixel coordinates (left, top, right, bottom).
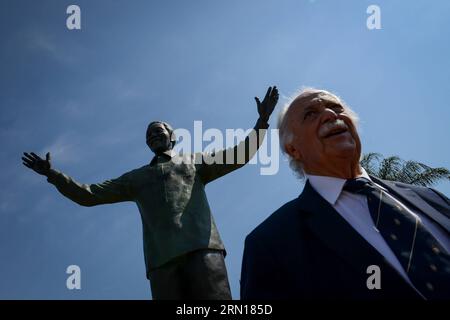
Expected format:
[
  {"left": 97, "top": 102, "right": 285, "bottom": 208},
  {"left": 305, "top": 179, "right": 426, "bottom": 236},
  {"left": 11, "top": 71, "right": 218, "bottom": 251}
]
[
  {"left": 300, "top": 181, "right": 387, "bottom": 274},
  {"left": 371, "top": 176, "right": 450, "bottom": 232},
  {"left": 297, "top": 180, "right": 423, "bottom": 298}
]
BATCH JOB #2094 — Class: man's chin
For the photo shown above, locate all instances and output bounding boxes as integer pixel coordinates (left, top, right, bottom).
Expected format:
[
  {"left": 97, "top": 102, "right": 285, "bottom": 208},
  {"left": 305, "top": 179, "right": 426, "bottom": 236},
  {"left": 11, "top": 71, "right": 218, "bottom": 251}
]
[{"left": 326, "top": 143, "right": 357, "bottom": 158}]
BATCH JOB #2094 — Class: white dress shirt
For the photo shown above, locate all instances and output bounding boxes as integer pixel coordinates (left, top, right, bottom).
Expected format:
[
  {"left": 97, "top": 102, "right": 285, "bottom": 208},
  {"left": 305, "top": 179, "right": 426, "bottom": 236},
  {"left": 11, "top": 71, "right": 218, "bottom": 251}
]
[{"left": 305, "top": 168, "right": 450, "bottom": 296}]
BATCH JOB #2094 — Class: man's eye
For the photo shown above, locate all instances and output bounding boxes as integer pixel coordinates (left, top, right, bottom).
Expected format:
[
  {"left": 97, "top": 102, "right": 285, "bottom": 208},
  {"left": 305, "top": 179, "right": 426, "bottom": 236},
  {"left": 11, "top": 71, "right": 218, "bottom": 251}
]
[
  {"left": 328, "top": 104, "right": 344, "bottom": 113},
  {"left": 304, "top": 111, "right": 316, "bottom": 120}
]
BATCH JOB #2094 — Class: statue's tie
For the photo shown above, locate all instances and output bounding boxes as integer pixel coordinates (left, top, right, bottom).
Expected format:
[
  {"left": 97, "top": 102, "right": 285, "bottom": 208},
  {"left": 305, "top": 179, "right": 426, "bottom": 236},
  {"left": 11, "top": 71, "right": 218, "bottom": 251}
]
[{"left": 343, "top": 177, "right": 450, "bottom": 299}]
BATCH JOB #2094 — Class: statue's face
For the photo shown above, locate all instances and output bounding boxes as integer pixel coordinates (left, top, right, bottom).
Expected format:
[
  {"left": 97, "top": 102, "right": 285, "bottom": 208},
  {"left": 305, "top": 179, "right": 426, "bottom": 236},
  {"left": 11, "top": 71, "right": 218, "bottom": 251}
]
[{"left": 146, "top": 123, "right": 172, "bottom": 154}]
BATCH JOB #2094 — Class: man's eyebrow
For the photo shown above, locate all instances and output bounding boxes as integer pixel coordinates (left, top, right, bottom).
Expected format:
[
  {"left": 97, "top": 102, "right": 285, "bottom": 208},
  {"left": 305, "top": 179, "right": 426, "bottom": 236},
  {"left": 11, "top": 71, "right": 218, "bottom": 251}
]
[
  {"left": 301, "top": 105, "right": 317, "bottom": 114},
  {"left": 299, "top": 101, "right": 344, "bottom": 116},
  {"left": 324, "top": 101, "right": 343, "bottom": 108}
]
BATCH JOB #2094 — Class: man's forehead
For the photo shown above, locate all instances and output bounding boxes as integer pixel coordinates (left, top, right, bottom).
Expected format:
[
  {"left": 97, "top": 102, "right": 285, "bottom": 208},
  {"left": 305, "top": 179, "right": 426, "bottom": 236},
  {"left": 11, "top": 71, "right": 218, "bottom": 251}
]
[{"left": 292, "top": 92, "right": 342, "bottom": 111}]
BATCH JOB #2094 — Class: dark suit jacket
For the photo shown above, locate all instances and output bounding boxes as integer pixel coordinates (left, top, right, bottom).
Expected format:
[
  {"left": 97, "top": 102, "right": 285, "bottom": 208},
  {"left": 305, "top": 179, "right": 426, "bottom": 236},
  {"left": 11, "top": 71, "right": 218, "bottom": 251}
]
[{"left": 240, "top": 177, "right": 450, "bottom": 300}]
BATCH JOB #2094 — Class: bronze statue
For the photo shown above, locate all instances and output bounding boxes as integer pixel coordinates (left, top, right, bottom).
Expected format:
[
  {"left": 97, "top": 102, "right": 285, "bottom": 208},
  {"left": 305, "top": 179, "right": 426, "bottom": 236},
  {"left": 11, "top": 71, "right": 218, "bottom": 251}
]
[{"left": 22, "top": 86, "right": 279, "bottom": 300}]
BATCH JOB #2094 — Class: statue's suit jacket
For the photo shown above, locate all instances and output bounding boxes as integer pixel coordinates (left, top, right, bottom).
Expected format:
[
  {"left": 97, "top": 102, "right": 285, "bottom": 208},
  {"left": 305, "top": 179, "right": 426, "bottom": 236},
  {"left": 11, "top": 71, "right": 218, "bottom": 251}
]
[{"left": 240, "top": 177, "right": 450, "bottom": 299}]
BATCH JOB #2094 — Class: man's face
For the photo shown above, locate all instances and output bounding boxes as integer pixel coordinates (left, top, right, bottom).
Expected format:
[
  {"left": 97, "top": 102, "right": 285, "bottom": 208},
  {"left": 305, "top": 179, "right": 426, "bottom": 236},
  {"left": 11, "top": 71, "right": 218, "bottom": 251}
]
[
  {"left": 285, "top": 93, "right": 361, "bottom": 174},
  {"left": 146, "top": 123, "right": 172, "bottom": 154}
]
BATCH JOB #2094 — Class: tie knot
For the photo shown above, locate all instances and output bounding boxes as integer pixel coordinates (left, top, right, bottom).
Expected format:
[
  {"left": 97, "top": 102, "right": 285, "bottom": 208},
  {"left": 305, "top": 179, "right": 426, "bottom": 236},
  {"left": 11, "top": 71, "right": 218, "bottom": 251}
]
[{"left": 343, "top": 177, "right": 374, "bottom": 194}]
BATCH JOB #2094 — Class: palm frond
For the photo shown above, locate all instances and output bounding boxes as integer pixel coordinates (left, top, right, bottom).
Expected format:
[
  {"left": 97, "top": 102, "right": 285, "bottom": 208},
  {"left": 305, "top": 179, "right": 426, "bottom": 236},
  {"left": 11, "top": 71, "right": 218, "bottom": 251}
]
[
  {"left": 377, "top": 156, "right": 403, "bottom": 180},
  {"left": 397, "top": 160, "right": 427, "bottom": 184},
  {"left": 360, "top": 152, "right": 382, "bottom": 176},
  {"left": 408, "top": 167, "right": 450, "bottom": 187},
  {"left": 361, "top": 152, "right": 450, "bottom": 187}
]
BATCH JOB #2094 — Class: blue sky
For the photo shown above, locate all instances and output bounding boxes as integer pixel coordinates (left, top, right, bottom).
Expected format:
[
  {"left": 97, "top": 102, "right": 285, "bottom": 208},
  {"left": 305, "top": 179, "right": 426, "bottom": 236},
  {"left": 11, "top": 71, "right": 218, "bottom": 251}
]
[{"left": 1, "top": 0, "right": 449, "bottom": 299}]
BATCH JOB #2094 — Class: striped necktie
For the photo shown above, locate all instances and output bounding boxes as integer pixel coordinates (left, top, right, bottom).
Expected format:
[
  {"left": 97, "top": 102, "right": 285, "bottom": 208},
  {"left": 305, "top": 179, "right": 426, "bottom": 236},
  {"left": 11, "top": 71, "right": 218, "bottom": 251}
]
[{"left": 343, "top": 177, "right": 450, "bottom": 299}]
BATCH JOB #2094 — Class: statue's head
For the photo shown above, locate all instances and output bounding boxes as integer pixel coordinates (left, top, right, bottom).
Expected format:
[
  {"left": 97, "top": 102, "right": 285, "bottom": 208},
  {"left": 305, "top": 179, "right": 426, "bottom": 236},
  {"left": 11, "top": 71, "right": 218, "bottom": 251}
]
[{"left": 146, "top": 121, "right": 176, "bottom": 154}]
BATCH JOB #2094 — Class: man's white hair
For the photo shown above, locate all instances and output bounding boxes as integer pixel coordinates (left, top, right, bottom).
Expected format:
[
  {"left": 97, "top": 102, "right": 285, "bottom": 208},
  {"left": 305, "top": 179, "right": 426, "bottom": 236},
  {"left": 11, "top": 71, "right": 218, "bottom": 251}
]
[{"left": 277, "top": 87, "right": 360, "bottom": 179}]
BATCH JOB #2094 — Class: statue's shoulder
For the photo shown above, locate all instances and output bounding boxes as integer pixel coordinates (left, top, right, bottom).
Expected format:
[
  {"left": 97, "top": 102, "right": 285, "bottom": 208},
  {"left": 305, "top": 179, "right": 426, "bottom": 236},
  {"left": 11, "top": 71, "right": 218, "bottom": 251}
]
[{"left": 124, "top": 165, "right": 149, "bottom": 177}]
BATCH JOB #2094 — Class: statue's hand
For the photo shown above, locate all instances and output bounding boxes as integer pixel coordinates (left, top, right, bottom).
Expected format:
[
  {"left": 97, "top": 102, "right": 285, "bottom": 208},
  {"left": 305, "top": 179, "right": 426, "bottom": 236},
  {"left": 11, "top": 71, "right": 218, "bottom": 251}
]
[
  {"left": 255, "top": 86, "right": 279, "bottom": 123},
  {"left": 22, "top": 152, "right": 52, "bottom": 176}
]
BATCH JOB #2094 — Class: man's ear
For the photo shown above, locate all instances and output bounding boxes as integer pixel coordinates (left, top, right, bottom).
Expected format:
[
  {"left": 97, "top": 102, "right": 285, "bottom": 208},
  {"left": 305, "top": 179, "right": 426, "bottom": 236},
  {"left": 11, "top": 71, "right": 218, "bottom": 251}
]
[{"left": 285, "top": 143, "right": 303, "bottom": 162}]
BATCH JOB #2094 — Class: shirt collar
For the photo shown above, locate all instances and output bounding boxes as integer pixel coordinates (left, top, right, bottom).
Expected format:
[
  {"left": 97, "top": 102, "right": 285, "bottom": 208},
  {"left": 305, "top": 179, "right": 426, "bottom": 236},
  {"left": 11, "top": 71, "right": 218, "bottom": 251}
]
[
  {"left": 150, "top": 150, "right": 174, "bottom": 166},
  {"left": 305, "top": 168, "right": 372, "bottom": 206}
]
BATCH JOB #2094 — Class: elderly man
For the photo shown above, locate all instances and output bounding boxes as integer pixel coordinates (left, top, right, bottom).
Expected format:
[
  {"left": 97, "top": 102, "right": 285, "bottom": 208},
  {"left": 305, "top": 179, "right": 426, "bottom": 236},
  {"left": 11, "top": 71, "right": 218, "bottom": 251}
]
[
  {"left": 22, "top": 86, "right": 279, "bottom": 300},
  {"left": 240, "top": 88, "right": 450, "bottom": 300}
]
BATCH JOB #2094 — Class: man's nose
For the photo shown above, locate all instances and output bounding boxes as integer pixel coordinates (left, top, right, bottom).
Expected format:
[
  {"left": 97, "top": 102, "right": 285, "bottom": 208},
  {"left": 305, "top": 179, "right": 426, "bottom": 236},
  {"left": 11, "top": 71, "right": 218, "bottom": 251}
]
[{"left": 320, "top": 107, "right": 339, "bottom": 125}]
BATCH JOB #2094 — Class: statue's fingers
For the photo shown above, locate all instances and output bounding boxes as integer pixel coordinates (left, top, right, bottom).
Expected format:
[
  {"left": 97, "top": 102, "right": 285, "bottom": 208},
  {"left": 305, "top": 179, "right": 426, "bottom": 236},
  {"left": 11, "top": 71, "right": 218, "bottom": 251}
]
[
  {"left": 23, "top": 152, "right": 36, "bottom": 162},
  {"left": 264, "top": 86, "right": 272, "bottom": 100},
  {"left": 30, "top": 152, "right": 42, "bottom": 160},
  {"left": 46, "top": 152, "right": 51, "bottom": 162},
  {"left": 22, "top": 161, "right": 32, "bottom": 169},
  {"left": 254, "top": 97, "right": 261, "bottom": 106},
  {"left": 271, "top": 86, "right": 278, "bottom": 97},
  {"left": 22, "top": 157, "right": 34, "bottom": 166}
]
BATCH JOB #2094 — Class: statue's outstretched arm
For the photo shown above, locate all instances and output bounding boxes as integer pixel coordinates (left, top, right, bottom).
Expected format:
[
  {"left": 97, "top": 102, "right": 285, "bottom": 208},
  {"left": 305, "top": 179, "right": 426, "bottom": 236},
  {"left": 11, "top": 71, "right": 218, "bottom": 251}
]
[
  {"left": 198, "top": 86, "right": 278, "bottom": 184},
  {"left": 22, "top": 151, "right": 134, "bottom": 207}
]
